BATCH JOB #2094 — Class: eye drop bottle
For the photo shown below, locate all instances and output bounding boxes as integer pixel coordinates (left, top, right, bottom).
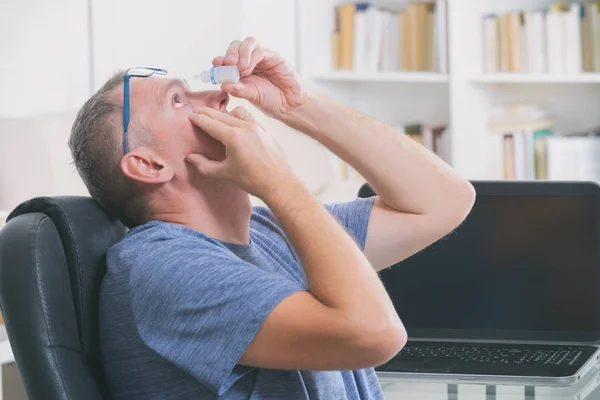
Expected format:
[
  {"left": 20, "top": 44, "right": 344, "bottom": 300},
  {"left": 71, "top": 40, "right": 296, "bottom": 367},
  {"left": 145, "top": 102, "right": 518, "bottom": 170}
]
[{"left": 196, "top": 66, "right": 240, "bottom": 84}]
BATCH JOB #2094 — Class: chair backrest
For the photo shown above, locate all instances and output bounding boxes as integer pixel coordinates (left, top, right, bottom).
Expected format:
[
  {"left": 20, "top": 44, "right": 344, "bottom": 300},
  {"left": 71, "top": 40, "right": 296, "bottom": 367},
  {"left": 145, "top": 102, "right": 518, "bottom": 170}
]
[
  {"left": 358, "top": 183, "right": 376, "bottom": 198},
  {"left": 0, "top": 196, "right": 127, "bottom": 400}
]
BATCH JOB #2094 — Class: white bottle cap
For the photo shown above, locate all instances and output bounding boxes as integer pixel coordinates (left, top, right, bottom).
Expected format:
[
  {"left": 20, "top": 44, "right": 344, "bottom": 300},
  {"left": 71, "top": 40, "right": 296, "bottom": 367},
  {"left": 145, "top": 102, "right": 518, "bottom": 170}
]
[{"left": 199, "top": 70, "right": 212, "bottom": 83}]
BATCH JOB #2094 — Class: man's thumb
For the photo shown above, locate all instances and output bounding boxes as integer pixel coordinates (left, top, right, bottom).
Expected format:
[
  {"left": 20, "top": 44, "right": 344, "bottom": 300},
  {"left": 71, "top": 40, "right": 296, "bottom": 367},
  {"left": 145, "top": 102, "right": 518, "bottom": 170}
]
[
  {"left": 221, "top": 81, "right": 257, "bottom": 103},
  {"left": 185, "top": 153, "right": 222, "bottom": 178}
]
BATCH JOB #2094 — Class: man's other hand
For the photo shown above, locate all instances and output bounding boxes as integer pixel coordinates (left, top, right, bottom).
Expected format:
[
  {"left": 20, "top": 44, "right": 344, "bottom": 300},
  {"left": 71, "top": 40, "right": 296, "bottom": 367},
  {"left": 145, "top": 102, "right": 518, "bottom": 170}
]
[
  {"left": 186, "top": 106, "right": 296, "bottom": 199},
  {"left": 213, "top": 37, "right": 309, "bottom": 119}
]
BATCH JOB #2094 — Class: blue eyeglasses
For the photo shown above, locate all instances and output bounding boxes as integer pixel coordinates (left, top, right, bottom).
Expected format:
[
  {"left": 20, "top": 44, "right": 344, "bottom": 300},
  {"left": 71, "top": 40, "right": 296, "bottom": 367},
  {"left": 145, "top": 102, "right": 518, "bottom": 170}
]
[{"left": 122, "top": 67, "right": 168, "bottom": 154}]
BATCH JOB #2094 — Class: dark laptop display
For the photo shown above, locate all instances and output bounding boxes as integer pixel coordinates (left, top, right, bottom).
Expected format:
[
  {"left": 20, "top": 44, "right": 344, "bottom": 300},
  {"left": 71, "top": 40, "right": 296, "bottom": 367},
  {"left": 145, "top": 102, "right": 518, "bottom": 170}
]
[
  {"left": 374, "top": 182, "right": 600, "bottom": 383},
  {"left": 379, "top": 184, "right": 599, "bottom": 342}
]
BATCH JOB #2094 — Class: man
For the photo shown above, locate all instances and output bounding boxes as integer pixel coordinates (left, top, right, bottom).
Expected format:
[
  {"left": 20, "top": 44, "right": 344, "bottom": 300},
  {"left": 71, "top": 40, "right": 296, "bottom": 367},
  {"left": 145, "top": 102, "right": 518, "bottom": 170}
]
[{"left": 69, "top": 38, "right": 475, "bottom": 399}]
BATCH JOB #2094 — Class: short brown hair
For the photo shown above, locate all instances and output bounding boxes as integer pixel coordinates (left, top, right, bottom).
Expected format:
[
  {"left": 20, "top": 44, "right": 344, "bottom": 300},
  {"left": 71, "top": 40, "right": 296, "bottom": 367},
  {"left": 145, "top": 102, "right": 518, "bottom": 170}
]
[{"left": 69, "top": 71, "right": 152, "bottom": 228}]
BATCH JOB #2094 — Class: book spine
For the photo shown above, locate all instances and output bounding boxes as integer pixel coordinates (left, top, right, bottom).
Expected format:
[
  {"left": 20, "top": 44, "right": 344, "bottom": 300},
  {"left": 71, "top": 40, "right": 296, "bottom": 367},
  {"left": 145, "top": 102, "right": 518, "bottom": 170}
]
[
  {"left": 504, "top": 134, "right": 516, "bottom": 180},
  {"left": 594, "top": 2, "right": 600, "bottom": 71},
  {"left": 565, "top": 3, "right": 583, "bottom": 73},
  {"left": 508, "top": 13, "right": 522, "bottom": 72},
  {"left": 436, "top": 0, "right": 448, "bottom": 73},
  {"left": 353, "top": 9, "right": 367, "bottom": 71},
  {"left": 338, "top": 4, "right": 356, "bottom": 70},
  {"left": 546, "top": 8, "right": 564, "bottom": 74},
  {"left": 583, "top": 4, "right": 593, "bottom": 72},
  {"left": 499, "top": 14, "right": 511, "bottom": 72},
  {"left": 513, "top": 131, "right": 526, "bottom": 180},
  {"left": 400, "top": 11, "right": 411, "bottom": 70},
  {"left": 483, "top": 16, "right": 500, "bottom": 73}
]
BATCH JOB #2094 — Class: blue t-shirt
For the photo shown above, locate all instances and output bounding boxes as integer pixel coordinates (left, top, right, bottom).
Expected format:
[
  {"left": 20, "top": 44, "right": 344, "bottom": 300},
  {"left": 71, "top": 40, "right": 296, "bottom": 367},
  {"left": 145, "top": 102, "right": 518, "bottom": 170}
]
[{"left": 99, "top": 197, "right": 381, "bottom": 399}]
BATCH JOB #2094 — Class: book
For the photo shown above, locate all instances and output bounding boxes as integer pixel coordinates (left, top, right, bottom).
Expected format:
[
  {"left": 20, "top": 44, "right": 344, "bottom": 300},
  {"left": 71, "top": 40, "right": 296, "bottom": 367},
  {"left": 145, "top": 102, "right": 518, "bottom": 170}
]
[
  {"left": 380, "top": 11, "right": 400, "bottom": 71},
  {"left": 499, "top": 14, "right": 511, "bottom": 72},
  {"left": 507, "top": 12, "right": 522, "bottom": 72},
  {"left": 435, "top": 0, "right": 448, "bottom": 74},
  {"left": 503, "top": 134, "right": 516, "bottom": 180},
  {"left": 332, "top": 32, "right": 341, "bottom": 69},
  {"left": 336, "top": 3, "right": 356, "bottom": 70},
  {"left": 365, "top": 7, "right": 384, "bottom": 72},
  {"left": 546, "top": 2, "right": 568, "bottom": 74},
  {"left": 524, "top": 10, "right": 547, "bottom": 74},
  {"left": 405, "top": 123, "right": 424, "bottom": 144},
  {"left": 534, "top": 129, "right": 553, "bottom": 179},
  {"left": 483, "top": 15, "right": 500, "bottom": 73},
  {"left": 407, "top": 2, "right": 428, "bottom": 71},
  {"left": 352, "top": 4, "right": 369, "bottom": 71},
  {"left": 592, "top": 1, "right": 600, "bottom": 71},
  {"left": 400, "top": 11, "right": 411, "bottom": 70},
  {"left": 426, "top": 3, "right": 436, "bottom": 71},
  {"left": 519, "top": 13, "right": 529, "bottom": 73},
  {"left": 583, "top": 3, "right": 593, "bottom": 72},
  {"left": 565, "top": 3, "right": 583, "bottom": 73}
]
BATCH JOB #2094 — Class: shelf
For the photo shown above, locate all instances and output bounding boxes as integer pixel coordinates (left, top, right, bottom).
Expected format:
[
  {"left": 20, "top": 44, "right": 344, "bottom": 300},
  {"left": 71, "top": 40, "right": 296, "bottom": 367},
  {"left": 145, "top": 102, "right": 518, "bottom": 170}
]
[
  {"left": 311, "top": 71, "right": 449, "bottom": 83},
  {"left": 470, "top": 73, "right": 600, "bottom": 84}
]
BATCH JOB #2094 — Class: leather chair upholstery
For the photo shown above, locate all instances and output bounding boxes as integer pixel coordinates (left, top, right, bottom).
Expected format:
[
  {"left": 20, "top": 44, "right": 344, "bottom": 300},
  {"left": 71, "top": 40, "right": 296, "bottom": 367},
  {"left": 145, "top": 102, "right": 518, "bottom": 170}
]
[
  {"left": 0, "top": 196, "right": 127, "bottom": 400},
  {"left": 358, "top": 183, "right": 376, "bottom": 199}
]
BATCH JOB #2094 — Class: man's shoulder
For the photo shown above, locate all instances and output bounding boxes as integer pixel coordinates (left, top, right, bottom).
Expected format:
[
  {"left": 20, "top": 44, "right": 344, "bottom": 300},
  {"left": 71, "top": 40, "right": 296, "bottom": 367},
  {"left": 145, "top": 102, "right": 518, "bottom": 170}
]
[{"left": 108, "top": 221, "right": 234, "bottom": 278}]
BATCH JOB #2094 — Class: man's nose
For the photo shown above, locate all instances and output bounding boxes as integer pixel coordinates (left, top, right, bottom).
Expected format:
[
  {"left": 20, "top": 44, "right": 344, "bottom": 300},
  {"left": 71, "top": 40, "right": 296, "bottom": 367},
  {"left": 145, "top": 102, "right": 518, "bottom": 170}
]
[{"left": 190, "top": 90, "right": 230, "bottom": 111}]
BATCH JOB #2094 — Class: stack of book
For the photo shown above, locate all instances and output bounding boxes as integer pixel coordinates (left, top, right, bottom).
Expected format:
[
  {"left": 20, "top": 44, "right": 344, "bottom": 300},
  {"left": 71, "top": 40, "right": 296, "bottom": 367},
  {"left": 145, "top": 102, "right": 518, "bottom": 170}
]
[
  {"left": 487, "top": 103, "right": 554, "bottom": 180},
  {"left": 482, "top": 1, "right": 600, "bottom": 74},
  {"left": 333, "top": 1, "right": 448, "bottom": 73}
]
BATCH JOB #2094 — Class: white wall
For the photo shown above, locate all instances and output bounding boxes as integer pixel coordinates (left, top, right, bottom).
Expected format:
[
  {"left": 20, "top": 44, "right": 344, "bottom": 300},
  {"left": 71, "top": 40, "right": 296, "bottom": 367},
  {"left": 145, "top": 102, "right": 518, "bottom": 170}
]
[
  {"left": 91, "top": 0, "right": 243, "bottom": 89},
  {"left": 0, "top": 0, "right": 90, "bottom": 117}
]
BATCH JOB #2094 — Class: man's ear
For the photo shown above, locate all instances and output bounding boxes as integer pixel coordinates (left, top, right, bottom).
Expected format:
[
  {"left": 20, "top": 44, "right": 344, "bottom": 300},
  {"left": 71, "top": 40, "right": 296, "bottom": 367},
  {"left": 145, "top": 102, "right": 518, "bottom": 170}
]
[{"left": 120, "top": 148, "right": 174, "bottom": 184}]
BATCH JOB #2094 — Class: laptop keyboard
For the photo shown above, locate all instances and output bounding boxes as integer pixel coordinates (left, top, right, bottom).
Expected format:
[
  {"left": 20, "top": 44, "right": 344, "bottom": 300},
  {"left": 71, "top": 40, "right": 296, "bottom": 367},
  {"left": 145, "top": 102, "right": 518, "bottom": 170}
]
[{"left": 397, "top": 343, "right": 584, "bottom": 366}]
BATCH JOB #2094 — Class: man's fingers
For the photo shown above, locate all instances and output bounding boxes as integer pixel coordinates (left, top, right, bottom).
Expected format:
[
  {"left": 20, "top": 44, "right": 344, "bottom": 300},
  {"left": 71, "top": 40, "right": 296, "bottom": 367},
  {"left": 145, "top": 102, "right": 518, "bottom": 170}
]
[
  {"left": 224, "top": 40, "right": 242, "bottom": 65},
  {"left": 229, "top": 106, "right": 258, "bottom": 124},
  {"left": 185, "top": 153, "right": 224, "bottom": 178},
  {"left": 238, "top": 37, "right": 259, "bottom": 72},
  {"left": 221, "top": 79, "right": 261, "bottom": 105},
  {"left": 212, "top": 56, "right": 225, "bottom": 67},
  {"left": 241, "top": 46, "right": 264, "bottom": 77},
  {"left": 192, "top": 107, "right": 249, "bottom": 129},
  {"left": 188, "top": 112, "right": 233, "bottom": 143}
]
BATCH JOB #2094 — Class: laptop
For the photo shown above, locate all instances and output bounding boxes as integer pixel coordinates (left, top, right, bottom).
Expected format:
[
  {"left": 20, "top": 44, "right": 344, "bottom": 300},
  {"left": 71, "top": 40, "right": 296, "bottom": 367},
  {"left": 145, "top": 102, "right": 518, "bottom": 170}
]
[{"left": 371, "top": 181, "right": 600, "bottom": 386}]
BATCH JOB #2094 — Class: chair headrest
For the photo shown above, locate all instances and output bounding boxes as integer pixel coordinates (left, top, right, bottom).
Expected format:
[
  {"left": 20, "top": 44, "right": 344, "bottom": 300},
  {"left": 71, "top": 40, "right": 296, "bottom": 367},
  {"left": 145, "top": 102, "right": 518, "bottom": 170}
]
[{"left": 7, "top": 196, "right": 127, "bottom": 353}]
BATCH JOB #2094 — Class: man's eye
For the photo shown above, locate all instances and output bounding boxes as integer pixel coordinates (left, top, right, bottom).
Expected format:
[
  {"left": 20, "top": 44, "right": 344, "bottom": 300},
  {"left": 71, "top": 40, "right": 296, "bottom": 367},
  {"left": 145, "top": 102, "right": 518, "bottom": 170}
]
[{"left": 173, "top": 94, "right": 186, "bottom": 108}]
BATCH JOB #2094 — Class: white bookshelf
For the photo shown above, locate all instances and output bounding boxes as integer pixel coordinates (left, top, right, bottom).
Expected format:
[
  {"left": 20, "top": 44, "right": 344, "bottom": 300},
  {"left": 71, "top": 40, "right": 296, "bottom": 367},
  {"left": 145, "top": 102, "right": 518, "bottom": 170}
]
[{"left": 296, "top": 0, "right": 600, "bottom": 201}]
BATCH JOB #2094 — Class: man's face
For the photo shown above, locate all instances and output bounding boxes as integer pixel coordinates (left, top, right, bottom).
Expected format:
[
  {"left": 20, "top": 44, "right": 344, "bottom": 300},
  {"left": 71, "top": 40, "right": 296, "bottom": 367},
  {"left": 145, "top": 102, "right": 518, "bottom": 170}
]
[{"left": 121, "top": 75, "right": 230, "bottom": 178}]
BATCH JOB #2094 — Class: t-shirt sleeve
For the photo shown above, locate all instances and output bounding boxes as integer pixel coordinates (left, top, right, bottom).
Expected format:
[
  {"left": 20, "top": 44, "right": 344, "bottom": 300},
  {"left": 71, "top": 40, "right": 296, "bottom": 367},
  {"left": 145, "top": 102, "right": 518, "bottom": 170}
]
[
  {"left": 129, "top": 238, "right": 304, "bottom": 395},
  {"left": 325, "top": 196, "right": 376, "bottom": 251}
]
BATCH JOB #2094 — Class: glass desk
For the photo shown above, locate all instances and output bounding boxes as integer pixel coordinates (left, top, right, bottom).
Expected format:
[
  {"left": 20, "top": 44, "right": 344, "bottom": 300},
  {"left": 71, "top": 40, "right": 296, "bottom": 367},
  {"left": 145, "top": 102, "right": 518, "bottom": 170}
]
[{"left": 379, "top": 365, "right": 600, "bottom": 399}]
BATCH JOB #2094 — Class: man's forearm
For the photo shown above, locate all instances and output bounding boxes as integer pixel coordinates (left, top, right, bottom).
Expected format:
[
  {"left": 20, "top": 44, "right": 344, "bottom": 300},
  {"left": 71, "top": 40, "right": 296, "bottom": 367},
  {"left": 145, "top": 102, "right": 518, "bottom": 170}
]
[
  {"left": 263, "top": 178, "right": 403, "bottom": 335},
  {"left": 281, "top": 92, "right": 474, "bottom": 219}
]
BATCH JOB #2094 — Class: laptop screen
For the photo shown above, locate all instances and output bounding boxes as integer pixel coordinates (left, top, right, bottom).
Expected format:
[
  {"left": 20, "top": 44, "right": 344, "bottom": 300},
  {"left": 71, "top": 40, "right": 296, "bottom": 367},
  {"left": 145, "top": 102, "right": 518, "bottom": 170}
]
[{"left": 379, "top": 184, "right": 600, "bottom": 342}]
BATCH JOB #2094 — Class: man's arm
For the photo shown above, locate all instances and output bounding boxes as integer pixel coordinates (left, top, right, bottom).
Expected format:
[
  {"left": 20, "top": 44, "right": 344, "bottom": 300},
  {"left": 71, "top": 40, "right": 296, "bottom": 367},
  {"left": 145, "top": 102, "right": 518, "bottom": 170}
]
[
  {"left": 281, "top": 92, "right": 476, "bottom": 270},
  {"left": 187, "top": 108, "right": 407, "bottom": 371}
]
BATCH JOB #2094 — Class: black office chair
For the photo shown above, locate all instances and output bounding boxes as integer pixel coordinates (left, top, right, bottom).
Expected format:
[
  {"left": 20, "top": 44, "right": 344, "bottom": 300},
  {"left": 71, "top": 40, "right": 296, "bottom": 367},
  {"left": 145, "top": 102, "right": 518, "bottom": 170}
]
[
  {"left": 358, "top": 183, "right": 376, "bottom": 199},
  {"left": 0, "top": 196, "right": 127, "bottom": 400}
]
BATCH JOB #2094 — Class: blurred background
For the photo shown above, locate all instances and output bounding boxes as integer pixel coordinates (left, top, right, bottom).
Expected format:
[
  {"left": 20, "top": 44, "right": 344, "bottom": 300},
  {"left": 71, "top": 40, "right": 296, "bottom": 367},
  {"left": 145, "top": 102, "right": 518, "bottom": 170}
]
[{"left": 1, "top": 0, "right": 600, "bottom": 397}]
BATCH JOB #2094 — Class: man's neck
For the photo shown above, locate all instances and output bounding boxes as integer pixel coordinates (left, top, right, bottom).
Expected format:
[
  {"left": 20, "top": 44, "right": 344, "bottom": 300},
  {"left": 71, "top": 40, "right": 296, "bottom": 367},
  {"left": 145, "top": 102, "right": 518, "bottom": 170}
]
[{"left": 148, "top": 182, "right": 253, "bottom": 245}]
